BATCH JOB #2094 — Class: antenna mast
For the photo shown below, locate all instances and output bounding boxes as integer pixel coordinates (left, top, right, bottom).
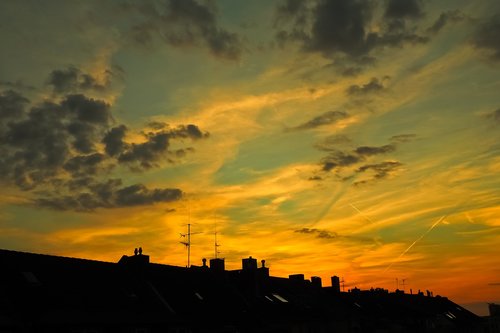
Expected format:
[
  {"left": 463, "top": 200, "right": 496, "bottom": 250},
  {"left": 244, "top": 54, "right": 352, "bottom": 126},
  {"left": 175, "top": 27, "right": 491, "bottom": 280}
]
[
  {"left": 214, "top": 228, "right": 221, "bottom": 259},
  {"left": 180, "top": 223, "right": 202, "bottom": 267}
]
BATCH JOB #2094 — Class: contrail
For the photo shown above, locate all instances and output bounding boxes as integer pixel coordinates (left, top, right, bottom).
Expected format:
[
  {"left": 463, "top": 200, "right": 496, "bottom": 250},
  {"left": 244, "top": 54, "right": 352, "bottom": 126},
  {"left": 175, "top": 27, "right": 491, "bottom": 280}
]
[
  {"left": 383, "top": 215, "right": 446, "bottom": 273},
  {"left": 350, "top": 203, "right": 374, "bottom": 224}
]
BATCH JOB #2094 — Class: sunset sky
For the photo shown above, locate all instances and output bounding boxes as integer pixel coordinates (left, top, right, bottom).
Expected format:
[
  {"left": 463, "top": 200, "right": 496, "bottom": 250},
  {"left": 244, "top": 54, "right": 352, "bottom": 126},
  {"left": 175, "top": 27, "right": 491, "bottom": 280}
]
[{"left": 1, "top": 0, "right": 500, "bottom": 315}]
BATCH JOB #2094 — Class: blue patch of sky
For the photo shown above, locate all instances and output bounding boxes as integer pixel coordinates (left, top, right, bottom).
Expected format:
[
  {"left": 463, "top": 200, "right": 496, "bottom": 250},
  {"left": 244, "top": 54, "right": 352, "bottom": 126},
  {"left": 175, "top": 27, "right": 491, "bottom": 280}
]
[{"left": 214, "top": 131, "right": 319, "bottom": 185}]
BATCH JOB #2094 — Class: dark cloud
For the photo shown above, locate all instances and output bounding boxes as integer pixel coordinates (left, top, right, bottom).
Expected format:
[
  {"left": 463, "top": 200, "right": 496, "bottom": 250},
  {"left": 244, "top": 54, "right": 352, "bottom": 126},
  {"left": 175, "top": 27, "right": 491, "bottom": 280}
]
[
  {"left": 346, "top": 77, "right": 386, "bottom": 95},
  {"left": 117, "top": 124, "right": 208, "bottom": 170},
  {"left": 319, "top": 142, "right": 396, "bottom": 172},
  {"left": 355, "top": 144, "right": 395, "bottom": 156},
  {"left": 390, "top": 133, "right": 416, "bottom": 143},
  {"left": 102, "top": 125, "right": 128, "bottom": 157},
  {"left": 275, "top": 0, "right": 308, "bottom": 24},
  {"left": 0, "top": 90, "right": 29, "bottom": 120},
  {"left": 47, "top": 66, "right": 111, "bottom": 93},
  {"left": 127, "top": 0, "right": 243, "bottom": 60},
  {"left": 0, "top": 80, "right": 36, "bottom": 91},
  {"left": 147, "top": 121, "right": 168, "bottom": 130},
  {"left": 295, "top": 227, "right": 317, "bottom": 234},
  {"left": 274, "top": 0, "right": 309, "bottom": 46},
  {"left": 355, "top": 161, "right": 402, "bottom": 183},
  {"left": 312, "top": 134, "right": 411, "bottom": 185},
  {"left": 34, "top": 179, "right": 182, "bottom": 212},
  {"left": 472, "top": 15, "right": 500, "bottom": 61},
  {"left": 485, "top": 108, "right": 500, "bottom": 123},
  {"left": 321, "top": 151, "right": 361, "bottom": 171},
  {"left": 307, "top": 0, "right": 376, "bottom": 57},
  {"left": 0, "top": 82, "right": 208, "bottom": 211},
  {"left": 115, "top": 184, "right": 181, "bottom": 207},
  {"left": 274, "top": 0, "right": 429, "bottom": 63},
  {"left": 427, "top": 10, "right": 466, "bottom": 34},
  {"left": 62, "top": 94, "right": 111, "bottom": 124},
  {"left": 493, "top": 109, "right": 500, "bottom": 122},
  {"left": 295, "top": 227, "right": 338, "bottom": 239},
  {"left": 384, "top": 0, "right": 424, "bottom": 20},
  {"left": 0, "top": 93, "right": 114, "bottom": 190},
  {"left": 63, "top": 153, "right": 106, "bottom": 177},
  {"left": 287, "top": 110, "right": 348, "bottom": 131}
]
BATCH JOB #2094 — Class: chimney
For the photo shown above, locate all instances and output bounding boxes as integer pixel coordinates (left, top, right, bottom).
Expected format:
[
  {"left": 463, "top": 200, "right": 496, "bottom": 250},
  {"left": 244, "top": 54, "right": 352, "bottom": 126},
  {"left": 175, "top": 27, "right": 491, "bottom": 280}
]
[
  {"left": 331, "top": 275, "right": 340, "bottom": 293},
  {"left": 118, "top": 248, "right": 150, "bottom": 272},
  {"left": 311, "top": 276, "right": 322, "bottom": 288},
  {"left": 209, "top": 258, "right": 225, "bottom": 272},
  {"left": 242, "top": 256, "right": 257, "bottom": 271},
  {"left": 258, "top": 259, "right": 269, "bottom": 278},
  {"left": 289, "top": 274, "right": 306, "bottom": 289}
]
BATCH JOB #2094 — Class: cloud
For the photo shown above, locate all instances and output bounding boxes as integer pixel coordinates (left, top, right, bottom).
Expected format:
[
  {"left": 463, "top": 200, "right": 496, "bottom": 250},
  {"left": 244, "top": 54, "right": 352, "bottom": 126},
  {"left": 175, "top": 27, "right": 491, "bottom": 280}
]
[
  {"left": 0, "top": 82, "right": 208, "bottom": 211},
  {"left": 320, "top": 143, "right": 396, "bottom": 172},
  {"left": 321, "top": 151, "right": 361, "bottom": 171},
  {"left": 63, "top": 153, "right": 107, "bottom": 177},
  {"left": 312, "top": 134, "right": 411, "bottom": 185},
  {"left": 306, "top": 0, "right": 376, "bottom": 57},
  {"left": 115, "top": 184, "right": 182, "bottom": 207},
  {"left": 287, "top": 110, "right": 348, "bottom": 131},
  {"left": 0, "top": 80, "right": 36, "bottom": 91},
  {"left": 295, "top": 227, "right": 338, "bottom": 239},
  {"left": 117, "top": 123, "right": 208, "bottom": 170},
  {"left": 1, "top": 95, "right": 111, "bottom": 189},
  {"left": 355, "top": 144, "right": 395, "bottom": 156},
  {"left": 390, "top": 134, "right": 416, "bottom": 143},
  {"left": 346, "top": 77, "right": 386, "bottom": 95},
  {"left": 126, "top": 0, "right": 243, "bottom": 60},
  {"left": 472, "top": 14, "right": 500, "bottom": 61},
  {"left": 0, "top": 90, "right": 29, "bottom": 120},
  {"left": 102, "top": 125, "right": 128, "bottom": 157},
  {"left": 485, "top": 108, "right": 500, "bottom": 123},
  {"left": 275, "top": 0, "right": 308, "bottom": 26},
  {"left": 492, "top": 109, "right": 500, "bottom": 122},
  {"left": 47, "top": 66, "right": 112, "bottom": 93},
  {"left": 427, "top": 10, "right": 467, "bottom": 34},
  {"left": 273, "top": 0, "right": 429, "bottom": 61},
  {"left": 34, "top": 179, "right": 182, "bottom": 212},
  {"left": 384, "top": 0, "right": 424, "bottom": 20},
  {"left": 355, "top": 160, "right": 402, "bottom": 184}
]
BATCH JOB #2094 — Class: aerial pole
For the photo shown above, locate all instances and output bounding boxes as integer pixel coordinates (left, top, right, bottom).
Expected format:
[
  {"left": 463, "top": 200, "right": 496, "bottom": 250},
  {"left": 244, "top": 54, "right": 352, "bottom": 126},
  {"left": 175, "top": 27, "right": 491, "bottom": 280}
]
[
  {"left": 214, "top": 226, "right": 220, "bottom": 259},
  {"left": 180, "top": 223, "right": 201, "bottom": 267}
]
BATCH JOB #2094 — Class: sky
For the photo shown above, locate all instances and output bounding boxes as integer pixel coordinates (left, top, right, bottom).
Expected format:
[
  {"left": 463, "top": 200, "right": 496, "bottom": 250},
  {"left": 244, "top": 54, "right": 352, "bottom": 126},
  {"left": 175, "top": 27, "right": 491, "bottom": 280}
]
[{"left": 1, "top": 0, "right": 499, "bottom": 315}]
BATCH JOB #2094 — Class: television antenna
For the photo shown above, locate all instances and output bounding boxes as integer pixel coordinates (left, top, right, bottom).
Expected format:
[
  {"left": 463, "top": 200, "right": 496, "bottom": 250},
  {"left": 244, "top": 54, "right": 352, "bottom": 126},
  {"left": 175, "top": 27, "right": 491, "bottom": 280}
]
[
  {"left": 214, "top": 225, "right": 221, "bottom": 259},
  {"left": 340, "top": 277, "right": 345, "bottom": 292},
  {"left": 180, "top": 223, "right": 202, "bottom": 267}
]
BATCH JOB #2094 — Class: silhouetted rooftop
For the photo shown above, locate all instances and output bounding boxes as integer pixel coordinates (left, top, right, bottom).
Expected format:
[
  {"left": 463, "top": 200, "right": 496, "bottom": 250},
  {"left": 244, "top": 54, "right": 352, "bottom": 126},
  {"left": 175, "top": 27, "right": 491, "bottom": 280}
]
[{"left": 0, "top": 248, "right": 484, "bottom": 332}]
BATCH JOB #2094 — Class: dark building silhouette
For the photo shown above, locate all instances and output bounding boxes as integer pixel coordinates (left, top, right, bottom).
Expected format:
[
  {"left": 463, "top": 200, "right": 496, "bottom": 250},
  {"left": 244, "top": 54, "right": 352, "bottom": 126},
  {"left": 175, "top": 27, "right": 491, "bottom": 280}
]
[
  {"left": 209, "top": 257, "right": 225, "bottom": 273},
  {"left": 489, "top": 303, "right": 500, "bottom": 333},
  {"left": 331, "top": 275, "right": 341, "bottom": 293},
  {"left": 311, "top": 276, "right": 322, "bottom": 288},
  {"left": 242, "top": 256, "right": 257, "bottom": 270},
  {"left": 0, "top": 248, "right": 484, "bottom": 333}
]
